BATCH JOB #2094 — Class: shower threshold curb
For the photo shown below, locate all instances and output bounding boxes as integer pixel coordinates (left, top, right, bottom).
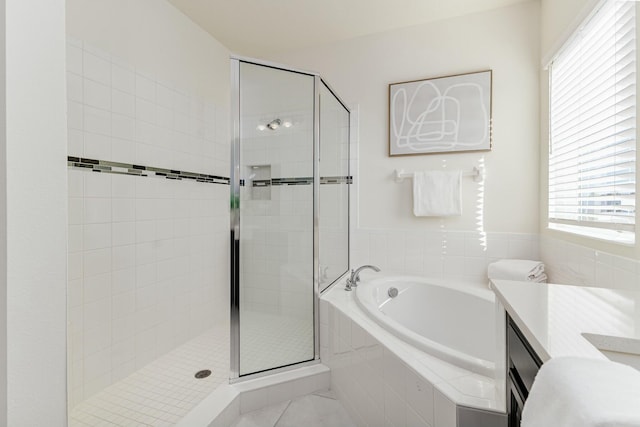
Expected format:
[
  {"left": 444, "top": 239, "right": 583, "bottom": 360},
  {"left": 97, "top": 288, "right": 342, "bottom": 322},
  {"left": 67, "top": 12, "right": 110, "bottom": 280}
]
[{"left": 176, "top": 364, "right": 330, "bottom": 427}]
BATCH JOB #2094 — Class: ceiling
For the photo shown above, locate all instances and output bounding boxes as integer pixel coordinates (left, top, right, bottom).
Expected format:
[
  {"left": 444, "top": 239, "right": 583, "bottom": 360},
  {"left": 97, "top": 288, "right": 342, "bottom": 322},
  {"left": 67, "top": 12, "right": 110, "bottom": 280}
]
[{"left": 168, "top": 0, "right": 531, "bottom": 57}]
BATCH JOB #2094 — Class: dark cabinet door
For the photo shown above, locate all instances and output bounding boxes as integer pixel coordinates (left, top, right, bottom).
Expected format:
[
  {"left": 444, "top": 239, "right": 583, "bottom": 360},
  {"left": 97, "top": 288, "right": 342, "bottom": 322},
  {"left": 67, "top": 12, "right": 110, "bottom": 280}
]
[
  {"left": 506, "top": 315, "right": 541, "bottom": 426},
  {"left": 508, "top": 371, "right": 525, "bottom": 427}
]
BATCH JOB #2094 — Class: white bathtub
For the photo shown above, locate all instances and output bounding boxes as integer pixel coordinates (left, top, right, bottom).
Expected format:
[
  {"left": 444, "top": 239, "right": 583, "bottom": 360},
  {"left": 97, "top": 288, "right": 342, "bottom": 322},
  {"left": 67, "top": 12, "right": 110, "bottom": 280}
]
[{"left": 355, "top": 276, "right": 496, "bottom": 377}]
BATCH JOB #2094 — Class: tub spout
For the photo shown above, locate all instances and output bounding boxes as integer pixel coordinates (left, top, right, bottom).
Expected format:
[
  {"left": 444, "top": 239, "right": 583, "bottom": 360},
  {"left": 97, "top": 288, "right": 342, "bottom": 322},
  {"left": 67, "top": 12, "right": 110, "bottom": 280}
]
[{"left": 345, "top": 265, "right": 381, "bottom": 291}]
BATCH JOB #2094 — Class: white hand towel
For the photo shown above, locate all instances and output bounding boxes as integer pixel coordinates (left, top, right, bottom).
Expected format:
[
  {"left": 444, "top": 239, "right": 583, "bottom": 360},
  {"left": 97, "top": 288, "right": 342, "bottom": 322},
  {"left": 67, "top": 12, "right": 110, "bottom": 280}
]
[
  {"left": 530, "top": 273, "right": 548, "bottom": 283},
  {"left": 522, "top": 357, "right": 640, "bottom": 427},
  {"left": 413, "top": 171, "right": 462, "bottom": 217},
  {"left": 487, "top": 259, "right": 545, "bottom": 281}
]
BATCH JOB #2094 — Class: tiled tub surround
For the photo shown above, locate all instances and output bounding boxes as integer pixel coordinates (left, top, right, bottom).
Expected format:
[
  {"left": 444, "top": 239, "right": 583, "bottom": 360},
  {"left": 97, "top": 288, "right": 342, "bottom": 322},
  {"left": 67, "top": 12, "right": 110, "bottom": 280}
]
[
  {"left": 351, "top": 229, "right": 539, "bottom": 282},
  {"left": 540, "top": 235, "right": 640, "bottom": 290},
  {"left": 321, "top": 284, "right": 506, "bottom": 427}
]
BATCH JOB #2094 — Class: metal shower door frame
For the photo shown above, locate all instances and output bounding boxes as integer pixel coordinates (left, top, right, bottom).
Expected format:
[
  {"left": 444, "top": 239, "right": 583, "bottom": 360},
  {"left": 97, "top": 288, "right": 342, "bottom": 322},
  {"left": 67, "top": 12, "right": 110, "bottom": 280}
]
[{"left": 229, "top": 57, "right": 330, "bottom": 382}]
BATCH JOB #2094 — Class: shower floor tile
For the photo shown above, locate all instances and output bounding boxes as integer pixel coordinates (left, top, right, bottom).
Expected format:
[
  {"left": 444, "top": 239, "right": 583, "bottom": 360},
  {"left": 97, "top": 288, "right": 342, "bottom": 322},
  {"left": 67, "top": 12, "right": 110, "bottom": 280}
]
[
  {"left": 69, "top": 324, "right": 230, "bottom": 427},
  {"left": 240, "top": 310, "right": 314, "bottom": 375},
  {"left": 70, "top": 311, "right": 315, "bottom": 426}
]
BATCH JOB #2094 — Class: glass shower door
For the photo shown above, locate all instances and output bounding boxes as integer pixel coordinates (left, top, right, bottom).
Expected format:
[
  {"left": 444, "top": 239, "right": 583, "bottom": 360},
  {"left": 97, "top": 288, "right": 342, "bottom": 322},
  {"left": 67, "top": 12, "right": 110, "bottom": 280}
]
[
  {"left": 234, "top": 61, "right": 316, "bottom": 376},
  {"left": 319, "top": 81, "right": 350, "bottom": 291}
]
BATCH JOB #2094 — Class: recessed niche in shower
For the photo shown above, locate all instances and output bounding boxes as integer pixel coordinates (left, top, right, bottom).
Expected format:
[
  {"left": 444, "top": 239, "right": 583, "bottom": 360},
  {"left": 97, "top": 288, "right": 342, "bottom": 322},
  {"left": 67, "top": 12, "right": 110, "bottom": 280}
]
[{"left": 246, "top": 164, "right": 271, "bottom": 200}]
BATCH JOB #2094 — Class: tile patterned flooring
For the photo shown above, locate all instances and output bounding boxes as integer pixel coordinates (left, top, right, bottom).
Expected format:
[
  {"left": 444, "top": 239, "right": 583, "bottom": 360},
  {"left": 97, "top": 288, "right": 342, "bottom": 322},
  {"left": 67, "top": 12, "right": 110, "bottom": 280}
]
[
  {"left": 239, "top": 310, "right": 314, "bottom": 375},
  {"left": 232, "top": 391, "right": 356, "bottom": 427},
  {"left": 70, "top": 324, "right": 230, "bottom": 427},
  {"left": 70, "top": 311, "right": 315, "bottom": 426}
]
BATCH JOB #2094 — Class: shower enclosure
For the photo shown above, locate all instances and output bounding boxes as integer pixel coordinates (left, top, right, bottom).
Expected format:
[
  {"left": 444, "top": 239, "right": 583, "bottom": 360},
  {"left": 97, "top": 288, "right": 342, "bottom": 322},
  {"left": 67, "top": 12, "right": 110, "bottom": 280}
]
[{"left": 230, "top": 58, "right": 350, "bottom": 379}]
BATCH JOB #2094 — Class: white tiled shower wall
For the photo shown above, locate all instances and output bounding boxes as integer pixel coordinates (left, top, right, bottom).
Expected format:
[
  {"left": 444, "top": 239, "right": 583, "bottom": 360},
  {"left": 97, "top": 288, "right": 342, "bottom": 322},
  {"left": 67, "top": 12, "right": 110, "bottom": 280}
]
[
  {"left": 66, "top": 38, "right": 230, "bottom": 407},
  {"left": 319, "top": 183, "right": 349, "bottom": 284},
  {"left": 66, "top": 37, "right": 228, "bottom": 174},
  {"left": 351, "top": 229, "right": 539, "bottom": 282},
  {"left": 239, "top": 111, "right": 314, "bottom": 319},
  {"left": 240, "top": 184, "right": 313, "bottom": 319},
  {"left": 318, "top": 98, "right": 350, "bottom": 287}
]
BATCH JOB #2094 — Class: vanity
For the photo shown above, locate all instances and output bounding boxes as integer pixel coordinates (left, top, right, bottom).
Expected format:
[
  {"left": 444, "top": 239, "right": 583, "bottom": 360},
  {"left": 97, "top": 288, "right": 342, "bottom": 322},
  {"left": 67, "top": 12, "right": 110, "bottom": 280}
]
[
  {"left": 491, "top": 280, "right": 640, "bottom": 426},
  {"left": 506, "top": 315, "right": 541, "bottom": 425}
]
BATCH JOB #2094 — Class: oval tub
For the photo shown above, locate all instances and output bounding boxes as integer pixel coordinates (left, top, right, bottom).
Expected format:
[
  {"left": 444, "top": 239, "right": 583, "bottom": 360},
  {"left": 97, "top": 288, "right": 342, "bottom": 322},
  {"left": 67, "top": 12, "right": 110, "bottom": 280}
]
[{"left": 355, "top": 276, "right": 495, "bottom": 377}]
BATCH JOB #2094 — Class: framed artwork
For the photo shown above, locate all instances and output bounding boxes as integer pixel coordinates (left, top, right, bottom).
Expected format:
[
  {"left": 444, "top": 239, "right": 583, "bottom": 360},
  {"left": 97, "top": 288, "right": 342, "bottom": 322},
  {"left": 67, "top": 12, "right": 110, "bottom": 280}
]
[{"left": 389, "top": 70, "right": 492, "bottom": 156}]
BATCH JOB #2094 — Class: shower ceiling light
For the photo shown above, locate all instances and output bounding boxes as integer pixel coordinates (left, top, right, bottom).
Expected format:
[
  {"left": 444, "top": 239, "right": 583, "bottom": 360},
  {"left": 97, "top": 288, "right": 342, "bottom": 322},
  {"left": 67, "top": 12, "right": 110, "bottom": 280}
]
[
  {"left": 266, "top": 118, "right": 281, "bottom": 130},
  {"left": 258, "top": 118, "right": 292, "bottom": 131}
]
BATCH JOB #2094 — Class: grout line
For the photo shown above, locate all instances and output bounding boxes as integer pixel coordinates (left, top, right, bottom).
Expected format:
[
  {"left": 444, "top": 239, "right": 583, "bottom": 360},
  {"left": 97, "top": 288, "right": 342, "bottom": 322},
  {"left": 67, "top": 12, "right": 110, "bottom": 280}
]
[
  {"left": 272, "top": 399, "right": 293, "bottom": 427},
  {"left": 311, "top": 391, "right": 338, "bottom": 401}
]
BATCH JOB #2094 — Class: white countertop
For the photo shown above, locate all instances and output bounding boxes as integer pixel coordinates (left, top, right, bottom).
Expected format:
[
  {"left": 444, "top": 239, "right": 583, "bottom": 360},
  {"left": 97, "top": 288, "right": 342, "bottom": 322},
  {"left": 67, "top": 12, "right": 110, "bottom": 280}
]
[{"left": 491, "top": 280, "right": 640, "bottom": 362}]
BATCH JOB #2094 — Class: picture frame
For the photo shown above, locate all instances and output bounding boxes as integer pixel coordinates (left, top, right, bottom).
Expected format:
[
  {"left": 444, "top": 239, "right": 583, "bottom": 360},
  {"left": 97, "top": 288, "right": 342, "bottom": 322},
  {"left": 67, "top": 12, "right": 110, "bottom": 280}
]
[{"left": 389, "top": 70, "right": 492, "bottom": 156}]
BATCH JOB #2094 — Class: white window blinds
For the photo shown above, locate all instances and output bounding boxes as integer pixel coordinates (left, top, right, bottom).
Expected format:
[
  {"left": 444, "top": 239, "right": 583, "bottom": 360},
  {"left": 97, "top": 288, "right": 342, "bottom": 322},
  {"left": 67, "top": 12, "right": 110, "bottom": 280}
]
[{"left": 548, "top": 0, "right": 636, "bottom": 241}]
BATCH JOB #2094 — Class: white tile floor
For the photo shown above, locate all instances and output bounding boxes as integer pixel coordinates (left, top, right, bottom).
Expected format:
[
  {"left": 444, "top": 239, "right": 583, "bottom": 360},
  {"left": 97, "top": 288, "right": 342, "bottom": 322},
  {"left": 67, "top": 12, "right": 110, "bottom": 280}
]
[
  {"left": 240, "top": 310, "right": 314, "bottom": 375},
  {"left": 70, "top": 310, "right": 316, "bottom": 426},
  {"left": 232, "top": 391, "right": 356, "bottom": 427},
  {"left": 70, "top": 324, "right": 230, "bottom": 427}
]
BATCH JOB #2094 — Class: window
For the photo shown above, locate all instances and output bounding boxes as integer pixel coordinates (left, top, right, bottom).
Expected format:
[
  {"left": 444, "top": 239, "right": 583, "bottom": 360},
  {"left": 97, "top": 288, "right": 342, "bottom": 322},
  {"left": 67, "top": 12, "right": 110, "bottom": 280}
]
[{"left": 548, "top": 0, "right": 636, "bottom": 244}]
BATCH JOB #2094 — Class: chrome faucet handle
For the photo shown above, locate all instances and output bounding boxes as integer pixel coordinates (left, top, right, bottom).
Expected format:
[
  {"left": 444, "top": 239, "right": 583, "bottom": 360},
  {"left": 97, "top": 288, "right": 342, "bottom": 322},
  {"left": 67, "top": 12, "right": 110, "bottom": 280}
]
[
  {"left": 352, "top": 265, "right": 381, "bottom": 284},
  {"left": 345, "top": 265, "right": 380, "bottom": 291},
  {"left": 344, "top": 269, "right": 356, "bottom": 291}
]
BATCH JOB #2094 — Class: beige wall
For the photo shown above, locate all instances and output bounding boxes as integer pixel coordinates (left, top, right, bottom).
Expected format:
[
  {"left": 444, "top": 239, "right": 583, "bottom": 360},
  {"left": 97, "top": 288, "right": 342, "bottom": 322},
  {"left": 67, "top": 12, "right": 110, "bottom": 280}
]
[
  {"left": 66, "top": 0, "right": 229, "bottom": 104},
  {"left": 541, "top": 0, "right": 597, "bottom": 64},
  {"left": 271, "top": 2, "right": 541, "bottom": 234},
  {"left": 5, "top": 0, "right": 68, "bottom": 424}
]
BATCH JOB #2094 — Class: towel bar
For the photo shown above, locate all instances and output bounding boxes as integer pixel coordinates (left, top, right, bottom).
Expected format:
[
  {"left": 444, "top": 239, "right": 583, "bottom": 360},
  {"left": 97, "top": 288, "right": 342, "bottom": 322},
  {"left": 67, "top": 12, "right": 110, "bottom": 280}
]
[{"left": 394, "top": 167, "right": 483, "bottom": 183}]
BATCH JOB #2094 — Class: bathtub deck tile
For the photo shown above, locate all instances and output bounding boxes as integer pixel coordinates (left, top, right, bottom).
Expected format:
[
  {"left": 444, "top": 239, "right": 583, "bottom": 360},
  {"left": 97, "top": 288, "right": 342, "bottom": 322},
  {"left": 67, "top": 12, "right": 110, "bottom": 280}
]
[
  {"left": 448, "top": 373, "right": 496, "bottom": 400},
  {"left": 432, "top": 380, "right": 500, "bottom": 412},
  {"left": 416, "top": 353, "right": 470, "bottom": 382}
]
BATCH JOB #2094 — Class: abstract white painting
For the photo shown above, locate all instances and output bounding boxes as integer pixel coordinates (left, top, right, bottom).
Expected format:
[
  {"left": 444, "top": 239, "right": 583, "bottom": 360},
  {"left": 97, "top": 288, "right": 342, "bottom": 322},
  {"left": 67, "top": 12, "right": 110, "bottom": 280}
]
[{"left": 389, "top": 70, "right": 492, "bottom": 156}]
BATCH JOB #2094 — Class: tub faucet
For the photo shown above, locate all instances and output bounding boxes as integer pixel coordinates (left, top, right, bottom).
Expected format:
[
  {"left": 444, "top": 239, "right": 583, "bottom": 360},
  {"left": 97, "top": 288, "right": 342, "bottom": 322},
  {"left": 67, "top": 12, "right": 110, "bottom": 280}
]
[{"left": 345, "top": 265, "right": 381, "bottom": 291}]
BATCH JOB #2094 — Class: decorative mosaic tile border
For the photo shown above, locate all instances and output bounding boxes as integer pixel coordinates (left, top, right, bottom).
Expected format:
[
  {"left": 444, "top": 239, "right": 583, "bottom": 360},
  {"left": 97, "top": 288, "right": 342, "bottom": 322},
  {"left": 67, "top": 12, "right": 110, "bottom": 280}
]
[
  {"left": 247, "top": 176, "right": 353, "bottom": 187},
  {"left": 68, "top": 157, "right": 352, "bottom": 188},
  {"left": 67, "top": 156, "right": 230, "bottom": 185}
]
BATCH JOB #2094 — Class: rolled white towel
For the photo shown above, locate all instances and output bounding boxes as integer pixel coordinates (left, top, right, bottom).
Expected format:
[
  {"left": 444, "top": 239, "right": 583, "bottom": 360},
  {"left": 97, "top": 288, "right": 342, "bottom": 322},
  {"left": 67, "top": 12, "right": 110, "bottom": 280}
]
[
  {"left": 530, "top": 273, "right": 548, "bottom": 283},
  {"left": 487, "top": 259, "right": 545, "bottom": 282},
  {"left": 522, "top": 357, "right": 640, "bottom": 427}
]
